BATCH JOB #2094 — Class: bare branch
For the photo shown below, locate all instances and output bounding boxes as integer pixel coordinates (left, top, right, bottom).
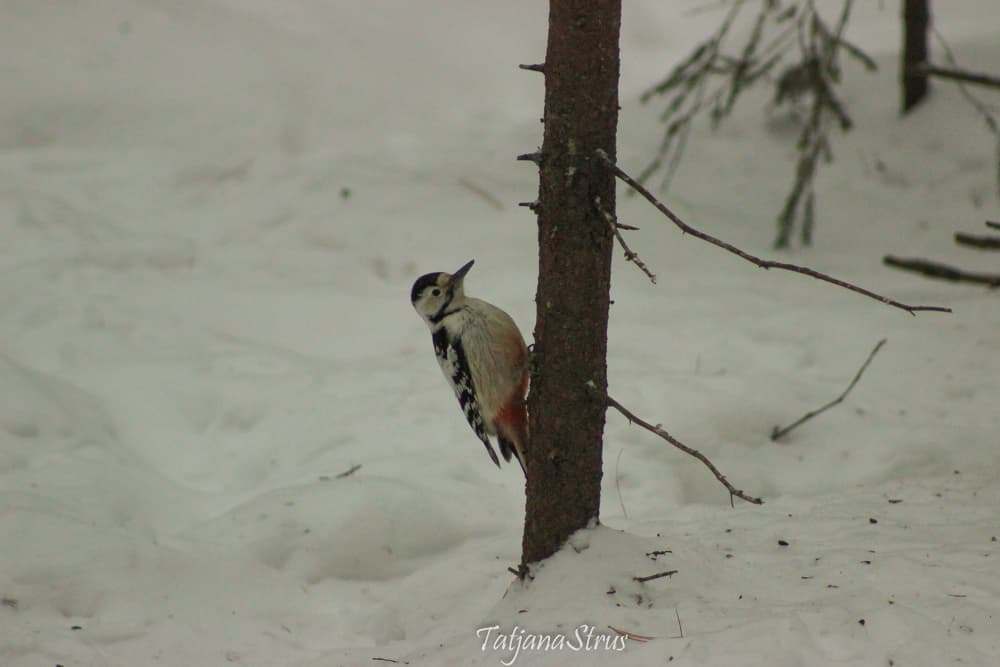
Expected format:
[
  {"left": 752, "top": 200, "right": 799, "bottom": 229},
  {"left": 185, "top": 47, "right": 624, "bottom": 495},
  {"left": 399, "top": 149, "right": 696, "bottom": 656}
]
[
  {"left": 519, "top": 63, "right": 546, "bottom": 73},
  {"left": 639, "top": 0, "right": 771, "bottom": 192},
  {"left": 595, "top": 196, "right": 656, "bottom": 284},
  {"left": 508, "top": 564, "right": 528, "bottom": 579},
  {"left": 598, "top": 387, "right": 763, "bottom": 505},
  {"left": 641, "top": 1, "right": 875, "bottom": 245},
  {"left": 987, "top": 221, "right": 1000, "bottom": 231},
  {"left": 883, "top": 255, "right": 1000, "bottom": 287},
  {"left": 912, "top": 64, "right": 1000, "bottom": 90},
  {"left": 596, "top": 149, "right": 952, "bottom": 315},
  {"left": 954, "top": 232, "right": 1000, "bottom": 251},
  {"left": 771, "top": 338, "right": 887, "bottom": 441},
  {"left": 837, "top": 36, "right": 878, "bottom": 72}
]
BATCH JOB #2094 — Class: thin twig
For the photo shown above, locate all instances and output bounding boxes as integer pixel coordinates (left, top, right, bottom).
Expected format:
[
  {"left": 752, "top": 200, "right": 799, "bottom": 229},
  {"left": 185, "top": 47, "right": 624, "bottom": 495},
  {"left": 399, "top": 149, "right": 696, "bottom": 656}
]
[
  {"left": 639, "top": 0, "right": 758, "bottom": 192},
  {"left": 987, "top": 221, "right": 1000, "bottom": 231},
  {"left": 595, "top": 196, "right": 657, "bottom": 283},
  {"left": 634, "top": 570, "right": 678, "bottom": 583},
  {"left": 675, "top": 607, "right": 684, "bottom": 639},
  {"left": 883, "top": 256, "right": 1000, "bottom": 287},
  {"left": 607, "top": 625, "right": 655, "bottom": 642},
  {"left": 457, "top": 178, "right": 504, "bottom": 211},
  {"left": 771, "top": 0, "right": 860, "bottom": 246},
  {"left": 596, "top": 149, "right": 952, "bottom": 315},
  {"left": 954, "top": 232, "right": 1000, "bottom": 250},
  {"left": 682, "top": 0, "right": 748, "bottom": 19},
  {"left": 771, "top": 338, "right": 887, "bottom": 441},
  {"left": 335, "top": 464, "right": 362, "bottom": 479},
  {"left": 599, "top": 387, "right": 763, "bottom": 505},
  {"left": 932, "top": 27, "right": 999, "bottom": 196}
]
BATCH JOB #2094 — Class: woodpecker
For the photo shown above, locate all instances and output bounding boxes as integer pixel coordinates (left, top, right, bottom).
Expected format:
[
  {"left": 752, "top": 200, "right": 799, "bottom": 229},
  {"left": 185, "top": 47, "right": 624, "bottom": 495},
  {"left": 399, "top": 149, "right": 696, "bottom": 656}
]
[{"left": 410, "top": 259, "right": 529, "bottom": 472}]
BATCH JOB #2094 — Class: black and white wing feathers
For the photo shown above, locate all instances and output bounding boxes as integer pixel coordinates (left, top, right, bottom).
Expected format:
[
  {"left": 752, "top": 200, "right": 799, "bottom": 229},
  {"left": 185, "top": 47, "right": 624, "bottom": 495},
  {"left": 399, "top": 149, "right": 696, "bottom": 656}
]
[{"left": 431, "top": 328, "right": 501, "bottom": 467}]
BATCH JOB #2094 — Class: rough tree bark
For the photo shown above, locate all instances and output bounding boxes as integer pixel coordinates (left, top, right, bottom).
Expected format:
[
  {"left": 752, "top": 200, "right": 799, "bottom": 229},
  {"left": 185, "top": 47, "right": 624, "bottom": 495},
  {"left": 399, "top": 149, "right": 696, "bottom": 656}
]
[
  {"left": 902, "top": 0, "right": 931, "bottom": 113},
  {"left": 521, "top": 0, "right": 621, "bottom": 569}
]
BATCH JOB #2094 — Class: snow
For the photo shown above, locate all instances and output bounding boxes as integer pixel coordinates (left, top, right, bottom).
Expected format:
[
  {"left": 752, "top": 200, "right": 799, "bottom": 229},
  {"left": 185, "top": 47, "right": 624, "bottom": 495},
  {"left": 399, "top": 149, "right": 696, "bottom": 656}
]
[{"left": 1, "top": 1, "right": 998, "bottom": 665}]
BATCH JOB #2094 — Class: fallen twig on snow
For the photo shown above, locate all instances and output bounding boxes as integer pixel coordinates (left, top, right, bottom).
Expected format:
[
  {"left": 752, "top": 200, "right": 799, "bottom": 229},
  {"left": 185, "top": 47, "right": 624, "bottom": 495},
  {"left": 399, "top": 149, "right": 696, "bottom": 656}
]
[
  {"left": 633, "top": 570, "right": 678, "bottom": 583},
  {"left": 595, "top": 149, "right": 952, "bottom": 315},
  {"left": 335, "top": 464, "right": 362, "bottom": 479},
  {"left": 771, "top": 338, "right": 887, "bottom": 442},
  {"left": 608, "top": 625, "right": 655, "bottom": 642}
]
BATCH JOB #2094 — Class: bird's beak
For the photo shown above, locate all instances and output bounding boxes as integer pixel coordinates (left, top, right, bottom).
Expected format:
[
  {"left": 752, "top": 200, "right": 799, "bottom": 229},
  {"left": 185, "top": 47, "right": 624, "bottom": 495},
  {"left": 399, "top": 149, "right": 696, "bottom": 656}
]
[{"left": 451, "top": 259, "right": 475, "bottom": 286}]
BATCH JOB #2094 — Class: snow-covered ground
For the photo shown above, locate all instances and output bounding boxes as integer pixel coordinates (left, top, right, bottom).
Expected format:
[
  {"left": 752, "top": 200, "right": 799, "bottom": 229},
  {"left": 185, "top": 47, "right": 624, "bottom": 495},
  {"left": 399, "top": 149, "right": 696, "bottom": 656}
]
[{"left": 1, "top": 1, "right": 998, "bottom": 665}]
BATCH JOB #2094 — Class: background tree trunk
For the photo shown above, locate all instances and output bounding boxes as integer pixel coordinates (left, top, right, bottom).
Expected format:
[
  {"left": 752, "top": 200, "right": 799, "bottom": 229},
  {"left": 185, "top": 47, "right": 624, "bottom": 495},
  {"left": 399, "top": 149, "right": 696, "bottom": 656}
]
[
  {"left": 521, "top": 0, "right": 621, "bottom": 569},
  {"left": 902, "top": 0, "right": 931, "bottom": 113}
]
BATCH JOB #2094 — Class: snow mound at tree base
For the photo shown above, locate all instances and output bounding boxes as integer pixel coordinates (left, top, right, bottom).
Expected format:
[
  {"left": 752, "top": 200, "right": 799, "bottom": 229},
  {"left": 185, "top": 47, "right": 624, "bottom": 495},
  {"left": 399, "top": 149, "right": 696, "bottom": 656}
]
[{"left": 318, "top": 473, "right": 999, "bottom": 666}]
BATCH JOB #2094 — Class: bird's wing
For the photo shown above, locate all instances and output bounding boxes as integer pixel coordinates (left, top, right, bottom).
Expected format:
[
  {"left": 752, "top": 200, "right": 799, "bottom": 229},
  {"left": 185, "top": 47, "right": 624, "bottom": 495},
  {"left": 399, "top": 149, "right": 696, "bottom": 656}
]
[{"left": 432, "top": 330, "right": 501, "bottom": 467}]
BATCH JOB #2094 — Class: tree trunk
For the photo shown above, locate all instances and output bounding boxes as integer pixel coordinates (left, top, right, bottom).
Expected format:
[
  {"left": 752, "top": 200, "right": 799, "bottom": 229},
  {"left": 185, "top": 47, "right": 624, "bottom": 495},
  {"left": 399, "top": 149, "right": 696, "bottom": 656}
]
[
  {"left": 521, "top": 0, "right": 621, "bottom": 569},
  {"left": 901, "top": 0, "right": 931, "bottom": 113}
]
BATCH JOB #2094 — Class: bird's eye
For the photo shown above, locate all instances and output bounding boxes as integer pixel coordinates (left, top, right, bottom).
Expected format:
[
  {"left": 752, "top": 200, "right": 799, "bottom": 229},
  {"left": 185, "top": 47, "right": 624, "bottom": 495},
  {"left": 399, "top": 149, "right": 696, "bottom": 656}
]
[{"left": 431, "top": 288, "right": 441, "bottom": 297}]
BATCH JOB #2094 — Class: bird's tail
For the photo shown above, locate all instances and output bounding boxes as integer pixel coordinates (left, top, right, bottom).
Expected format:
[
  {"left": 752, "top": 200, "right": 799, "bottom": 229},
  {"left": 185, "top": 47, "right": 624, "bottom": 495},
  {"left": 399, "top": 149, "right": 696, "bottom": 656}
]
[{"left": 495, "top": 400, "right": 529, "bottom": 475}]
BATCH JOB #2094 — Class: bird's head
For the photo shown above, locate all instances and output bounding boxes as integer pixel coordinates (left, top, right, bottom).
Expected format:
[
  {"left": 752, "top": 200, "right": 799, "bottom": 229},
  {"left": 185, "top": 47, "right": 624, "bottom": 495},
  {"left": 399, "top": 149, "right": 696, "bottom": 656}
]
[{"left": 410, "top": 259, "right": 474, "bottom": 324}]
